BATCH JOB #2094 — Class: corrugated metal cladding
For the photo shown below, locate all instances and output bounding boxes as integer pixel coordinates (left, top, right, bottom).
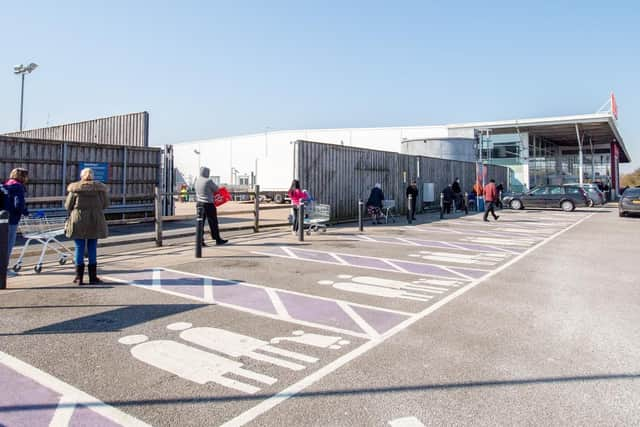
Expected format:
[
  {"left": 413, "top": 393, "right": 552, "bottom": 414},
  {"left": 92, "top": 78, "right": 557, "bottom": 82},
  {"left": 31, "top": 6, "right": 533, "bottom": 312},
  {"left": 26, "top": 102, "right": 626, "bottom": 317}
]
[
  {"left": 296, "top": 140, "right": 509, "bottom": 221},
  {"left": 0, "top": 135, "right": 161, "bottom": 208},
  {"left": 3, "top": 112, "right": 149, "bottom": 147}
]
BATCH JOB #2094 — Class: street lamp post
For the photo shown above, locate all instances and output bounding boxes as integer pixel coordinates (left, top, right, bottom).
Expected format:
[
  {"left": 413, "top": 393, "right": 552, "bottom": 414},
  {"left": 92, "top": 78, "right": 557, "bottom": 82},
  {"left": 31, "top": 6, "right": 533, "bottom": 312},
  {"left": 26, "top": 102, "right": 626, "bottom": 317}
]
[{"left": 13, "top": 63, "right": 38, "bottom": 131}]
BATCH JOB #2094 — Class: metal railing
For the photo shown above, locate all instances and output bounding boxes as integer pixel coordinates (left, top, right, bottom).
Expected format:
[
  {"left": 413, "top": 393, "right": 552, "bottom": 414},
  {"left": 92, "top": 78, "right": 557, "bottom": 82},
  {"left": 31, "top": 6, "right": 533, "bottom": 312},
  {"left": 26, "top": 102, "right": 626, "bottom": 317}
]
[{"left": 154, "top": 185, "right": 292, "bottom": 247}]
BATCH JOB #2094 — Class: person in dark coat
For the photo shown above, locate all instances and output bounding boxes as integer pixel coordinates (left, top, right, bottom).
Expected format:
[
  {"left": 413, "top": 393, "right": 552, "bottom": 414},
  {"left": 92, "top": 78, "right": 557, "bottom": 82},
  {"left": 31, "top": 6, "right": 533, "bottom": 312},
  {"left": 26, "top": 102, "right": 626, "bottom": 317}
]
[
  {"left": 452, "top": 178, "right": 462, "bottom": 211},
  {"left": 65, "top": 168, "right": 109, "bottom": 285},
  {"left": 496, "top": 183, "right": 504, "bottom": 208},
  {"left": 4, "top": 168, "right": 29, "bottom": 277},
  {"left": 406, "top": 180, "right": 419, "bottom": 220},
  {"left": 366, "top": 183, "right": 384, "bottom": 224},
  {"left": 442, "top": 184, "right": 454, "bottom": 214}
]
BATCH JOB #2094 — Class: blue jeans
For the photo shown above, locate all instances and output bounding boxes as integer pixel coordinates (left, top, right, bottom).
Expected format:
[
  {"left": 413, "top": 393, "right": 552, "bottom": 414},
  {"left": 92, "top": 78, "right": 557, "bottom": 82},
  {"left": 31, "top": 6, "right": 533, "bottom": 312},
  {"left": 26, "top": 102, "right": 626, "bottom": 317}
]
[
  {"left": 7, "top": 224, "right": 18, "bottom": 264},
  {"left": 74, "top": 239, "right": 97, "bottom": 265}
]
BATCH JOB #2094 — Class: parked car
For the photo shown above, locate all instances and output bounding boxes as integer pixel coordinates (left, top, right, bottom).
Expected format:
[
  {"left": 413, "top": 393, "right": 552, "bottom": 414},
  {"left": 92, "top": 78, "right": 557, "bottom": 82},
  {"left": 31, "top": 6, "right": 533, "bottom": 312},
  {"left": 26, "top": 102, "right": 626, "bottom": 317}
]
[
  {"left": 503, "top": 185, "right": 590, "bottom": 212},
  {"left": 566, "top": 183, "right": 605, "bottom": 206},
  {"left": 619, "top": 187, "right": 640, "bottom": 217}
]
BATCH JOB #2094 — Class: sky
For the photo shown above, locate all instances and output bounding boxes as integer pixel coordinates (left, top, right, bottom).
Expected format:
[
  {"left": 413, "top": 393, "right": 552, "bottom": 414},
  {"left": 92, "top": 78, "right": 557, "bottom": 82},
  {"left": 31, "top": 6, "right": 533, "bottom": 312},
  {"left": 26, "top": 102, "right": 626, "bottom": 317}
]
[{"left": 1, "top": 0, "right": 639, "bottom": 172}]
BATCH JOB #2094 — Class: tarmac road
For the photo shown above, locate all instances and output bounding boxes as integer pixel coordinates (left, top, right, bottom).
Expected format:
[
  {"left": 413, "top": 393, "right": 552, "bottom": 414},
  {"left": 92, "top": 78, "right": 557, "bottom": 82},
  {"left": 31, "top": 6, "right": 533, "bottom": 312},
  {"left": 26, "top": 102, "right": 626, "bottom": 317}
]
[{"left": 1, "top": 207, "right": 638, "bottom": 426}]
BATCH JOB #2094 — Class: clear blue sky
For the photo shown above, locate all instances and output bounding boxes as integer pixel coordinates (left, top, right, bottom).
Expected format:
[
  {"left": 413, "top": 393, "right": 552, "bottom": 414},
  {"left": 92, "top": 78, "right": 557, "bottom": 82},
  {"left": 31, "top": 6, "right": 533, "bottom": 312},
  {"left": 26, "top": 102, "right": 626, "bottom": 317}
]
[{"left": 1, "top": 1, "right": 638, "bottom": 172}]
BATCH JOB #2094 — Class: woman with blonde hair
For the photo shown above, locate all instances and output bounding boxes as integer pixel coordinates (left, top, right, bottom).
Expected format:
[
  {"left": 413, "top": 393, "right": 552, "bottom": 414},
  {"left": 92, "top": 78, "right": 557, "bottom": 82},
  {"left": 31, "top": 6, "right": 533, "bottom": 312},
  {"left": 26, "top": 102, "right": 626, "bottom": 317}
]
[
  {"left": 4, "top": 168, "right": 29, "bottom": 277},
  {"left": 65, "top": 168, "right": 109, "bottom": 285}
]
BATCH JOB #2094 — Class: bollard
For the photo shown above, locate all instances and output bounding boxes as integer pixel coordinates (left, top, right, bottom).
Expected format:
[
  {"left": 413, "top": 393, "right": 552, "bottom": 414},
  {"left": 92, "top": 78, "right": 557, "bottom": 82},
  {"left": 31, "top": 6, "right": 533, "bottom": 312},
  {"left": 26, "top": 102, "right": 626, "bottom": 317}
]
[
  {"left": 464, "top": 192, "right": 469, "bottom": 215},
  {"left": 439, "top": 192, "right": 444, "bottom": 219},
  {"left": 253, "top": 185, "right": 260, "bottom": 233},
  {"left": 407, "top": 194, "right": 413, "bottom": 224},
  {"left": 0, "top": 211, "right": 8, "bottom": 290},
  {"left": 195, "top": 205, "right": 204, "bottom": 258},
  {"left": 154, "top": 186, "right": 163, "bottom": 247},
  {"left": 297, "top": 202, "right": 305, "bottom": 242},
  {"left": 358, "top": 200, "right": 364, "bottom": 232}
]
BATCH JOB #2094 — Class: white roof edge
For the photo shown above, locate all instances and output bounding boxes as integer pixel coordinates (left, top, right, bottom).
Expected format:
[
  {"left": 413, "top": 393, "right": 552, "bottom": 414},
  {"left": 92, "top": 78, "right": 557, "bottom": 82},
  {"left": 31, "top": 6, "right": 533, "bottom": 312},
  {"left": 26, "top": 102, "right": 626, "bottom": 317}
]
[{"left": 446, "top": 112, "right": 614, "bottom": 129}]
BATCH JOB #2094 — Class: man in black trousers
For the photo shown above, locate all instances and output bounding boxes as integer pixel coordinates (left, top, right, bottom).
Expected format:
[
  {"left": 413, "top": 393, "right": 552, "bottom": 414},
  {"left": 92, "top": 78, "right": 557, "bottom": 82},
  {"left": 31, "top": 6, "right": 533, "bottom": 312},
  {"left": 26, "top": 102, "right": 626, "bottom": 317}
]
[
  {"left": 406, "top": 180, "right": 419, "bottom": 220},
  {"left": 194, "top": 167, "right": 228, "bottom": 246}
]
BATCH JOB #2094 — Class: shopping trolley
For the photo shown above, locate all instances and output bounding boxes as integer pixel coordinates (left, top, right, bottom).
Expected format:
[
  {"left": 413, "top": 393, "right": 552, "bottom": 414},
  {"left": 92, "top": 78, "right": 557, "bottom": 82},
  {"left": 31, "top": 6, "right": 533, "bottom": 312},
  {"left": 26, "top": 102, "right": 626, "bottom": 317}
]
[
  {"left": 303, "top": 202, "right": 330, "bottom": 235},
  {"left": 13, "top": 216, "right": 73, "bottom": 274},
  {"left": 382, "top": 200, "right": 397, "bottom": 223}
]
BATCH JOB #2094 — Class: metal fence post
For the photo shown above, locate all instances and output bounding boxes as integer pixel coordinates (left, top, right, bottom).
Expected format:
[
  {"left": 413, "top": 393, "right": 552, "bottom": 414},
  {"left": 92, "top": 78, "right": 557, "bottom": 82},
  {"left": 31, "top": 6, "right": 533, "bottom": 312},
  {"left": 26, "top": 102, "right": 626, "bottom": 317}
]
[
  {"left": 358, "top": 199, "right": 364, "bottom": 232},
  {"left": 464, "top": 192, "right": 469, "bottom": 215},
  {"left": 154, "top": 186, "right": 163, "bottom": 247},
  {"left": 0, "top": 211, "right": 8, "bottom": 290},
  {"left": 254, "top": 185, "right": 260, "bottom": 233},
  {"left": 195, "top": 205, "right": 204, "bottom": 258},
  {"left": 298, "top": 202, "right": 305, "bottom": 242},
  {"left": 440, "top": 192, "right": 444, "bottom": 219},
  {"left": 407, "top": 194, "right": 413, "bottom": 224}
]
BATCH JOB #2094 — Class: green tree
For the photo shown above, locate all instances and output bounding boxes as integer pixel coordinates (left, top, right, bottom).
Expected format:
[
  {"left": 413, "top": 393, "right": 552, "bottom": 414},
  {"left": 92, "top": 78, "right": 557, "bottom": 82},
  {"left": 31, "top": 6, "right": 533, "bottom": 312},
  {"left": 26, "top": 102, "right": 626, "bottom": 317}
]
[{"left": 621, "top": 168, "right": 640, "bottom": 188}]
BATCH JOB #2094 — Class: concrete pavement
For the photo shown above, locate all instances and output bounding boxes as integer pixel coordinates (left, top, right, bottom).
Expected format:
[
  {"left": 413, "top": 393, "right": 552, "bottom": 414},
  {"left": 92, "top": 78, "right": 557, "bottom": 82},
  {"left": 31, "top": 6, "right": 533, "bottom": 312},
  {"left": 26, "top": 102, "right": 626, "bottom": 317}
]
[{"left": 1, "top": 207, "right": 638, "bottom": 426}]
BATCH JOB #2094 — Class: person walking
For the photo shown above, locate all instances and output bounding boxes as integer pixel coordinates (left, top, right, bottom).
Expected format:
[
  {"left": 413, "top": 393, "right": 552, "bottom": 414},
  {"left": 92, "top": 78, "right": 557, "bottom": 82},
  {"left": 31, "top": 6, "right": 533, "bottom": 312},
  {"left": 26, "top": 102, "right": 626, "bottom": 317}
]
[
  {"left": 366, "top": 183, "right": 385, "bottom": 224},
  {"left": 195, "top": 167, "right": 228, "bottom": 246},
  {"left": 496, "top": 182, "right": 504, "bottom": 209},
  {"left": 483, "top": 179, "right": 500, "bottom": 222},
  {"left": 288, "top": 179, "right": 307, "bottom": 234},
  {"left": 442, "top": 184, "right": 454, "bottom": 214},
  {"left": 452, "top": 177, "right": 462, "bottom": 211},
  {"left": 65, "top": 168, "right": 109, "bottom": 285},
  {"left": 4, "top": 168, "right": 29, "bottom": 277},
  {"left": 406, "top": 180, "right": 419, "bottom": 220}
]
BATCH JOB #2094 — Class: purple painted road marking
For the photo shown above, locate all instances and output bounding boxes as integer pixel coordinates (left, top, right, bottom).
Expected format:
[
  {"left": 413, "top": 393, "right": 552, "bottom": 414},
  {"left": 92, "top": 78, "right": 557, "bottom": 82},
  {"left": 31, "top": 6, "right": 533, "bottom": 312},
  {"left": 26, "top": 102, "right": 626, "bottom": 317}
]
[
  {"left": 0, "top": 363, "right": 61, "bottom": 427},
  {"left": 213, "top": 283, "right": 278, "bottom": 315},
  {"left": 390, "top": 260, "right": 462, "bottom": 279},
  {"left": 448, "top": 267, "right": 487, "bottom": 279},
  {"left": 290, "top": 249, "right": 337, "bottom": 263},
  {"left": 106, "top": 269, "right": 412, "bottom": 339},
  {"left": 276, "top": 292, "right": 364, "bottom": 333},
  {"left": 70, "top": 405, "right": 123, "bottom": 427},
  {"left": 350, "top": 305, "right": 409, "bottom": 334},
  {"left": 337, "top": 254, "right": 396, "bottom": 271}
]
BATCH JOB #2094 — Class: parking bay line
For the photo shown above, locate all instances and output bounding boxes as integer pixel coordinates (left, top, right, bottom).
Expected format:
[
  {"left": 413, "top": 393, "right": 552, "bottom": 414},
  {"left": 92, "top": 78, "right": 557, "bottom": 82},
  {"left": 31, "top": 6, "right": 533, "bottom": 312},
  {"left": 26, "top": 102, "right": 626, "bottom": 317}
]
[
  {"left": 341, "top": 234, "right": 520, "bottom": 255},
  {"left": 0, "top": 350, "right": 151, "bottom": 427},
  {"left": 105, "top": 268, "right": 413, "bottom": 340},
  {"left": 252, "top": 247, "right": 489, "bottom": 281},
  {"left": 222, "top": 213, "right": 594, "bottom": 427}
]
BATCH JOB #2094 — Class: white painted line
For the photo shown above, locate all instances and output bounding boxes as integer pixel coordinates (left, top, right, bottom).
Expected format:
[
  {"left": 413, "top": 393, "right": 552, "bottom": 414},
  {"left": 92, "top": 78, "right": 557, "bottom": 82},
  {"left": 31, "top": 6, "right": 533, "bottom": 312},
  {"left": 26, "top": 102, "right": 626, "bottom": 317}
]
[
  {"left": 0, "top": 350, "right": 151, "bottom": 427},
  {"left": 389, "top": 416, "right": 426, "bottom": 427},
  {"left": 337, "top": 301, "right": 380, "bottom": 339},
  {"left": 281, "top": 247, "right": 299, "bottom": 259},
  {"left": 203, "top": 278, "right": 214, "bottom": 303},
  {"left": 265, "top": 288, "right": 292, "bottom": 320},
  {"left": 221, "top": 213, "right": 594, "bottom": 427},
  {"left": 328, "top": 252, "right": 350, "bottom": 266},
  {"left": 49, "top": 395, "right": 76, "bottom": 427},
  {"left": 152, "top": 268, "right": 161, "bottom": 289},
  {"left": 381, "top": 259, "right": 411, "bottom": 274}
]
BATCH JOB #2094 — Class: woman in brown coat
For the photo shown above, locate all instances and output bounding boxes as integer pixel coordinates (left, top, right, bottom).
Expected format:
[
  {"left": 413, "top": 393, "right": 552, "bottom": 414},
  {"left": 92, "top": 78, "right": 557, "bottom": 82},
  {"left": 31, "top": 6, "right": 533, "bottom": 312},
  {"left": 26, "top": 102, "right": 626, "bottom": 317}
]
[{"left": 65, "top": 168, "right": 109, "bottom": 285}]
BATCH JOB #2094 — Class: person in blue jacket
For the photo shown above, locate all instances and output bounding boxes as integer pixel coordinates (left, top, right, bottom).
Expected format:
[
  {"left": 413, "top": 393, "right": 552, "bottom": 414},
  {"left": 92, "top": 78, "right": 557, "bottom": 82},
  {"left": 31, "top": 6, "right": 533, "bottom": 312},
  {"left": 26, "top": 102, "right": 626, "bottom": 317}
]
[{"left": 4, "top": 168, "right": 29, "bottom": 276}]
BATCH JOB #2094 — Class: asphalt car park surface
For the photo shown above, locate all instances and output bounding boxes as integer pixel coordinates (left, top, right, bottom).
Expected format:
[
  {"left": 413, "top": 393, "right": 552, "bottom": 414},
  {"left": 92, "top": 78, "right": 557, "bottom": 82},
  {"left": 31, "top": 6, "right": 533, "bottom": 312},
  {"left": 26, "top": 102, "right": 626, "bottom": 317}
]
[{"left": 1, "top": 207, "right": 638, "bottom": 426}]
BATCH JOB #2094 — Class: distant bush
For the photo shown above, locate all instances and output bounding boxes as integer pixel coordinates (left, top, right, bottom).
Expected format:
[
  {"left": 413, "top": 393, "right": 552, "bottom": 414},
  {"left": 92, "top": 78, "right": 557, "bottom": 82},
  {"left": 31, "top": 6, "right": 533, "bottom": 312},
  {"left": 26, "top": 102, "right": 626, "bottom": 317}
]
[{"left": 621, "top": 168, "right": 640, "bottom": 188}]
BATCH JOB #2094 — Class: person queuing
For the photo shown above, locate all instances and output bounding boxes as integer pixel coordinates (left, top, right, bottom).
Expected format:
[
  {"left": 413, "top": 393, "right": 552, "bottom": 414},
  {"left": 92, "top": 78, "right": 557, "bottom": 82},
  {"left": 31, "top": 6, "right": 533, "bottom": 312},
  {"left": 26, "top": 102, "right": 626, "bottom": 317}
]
[
  {"left": 4, "top": 168, "right": 29, "bottom": 277},
  {"left": 451, "top": 177, "right": 462, "bottom": 211},
  {"left": 496, "top": 182, "right": 504, "bottom": 209},
  {"left": 366, "top": 183, "right": 385, "bottom": 224},
  {"left": 288, "top": 179, "right": 307, "bottom": 234},
  {"left": 65, "top": 168, "right": 109, "bottom": 285},
  {"left": 483, "top": 179, "right": 500, "bottom": 222},
  {"left": 195, "top": 167, "right": 228, "bottom": 246},
  {"left": 406, "top": 180, "right": 418, "bottom": 221},
  {"left": 442, "top": 184, "right": 454, "bottom": 214}
]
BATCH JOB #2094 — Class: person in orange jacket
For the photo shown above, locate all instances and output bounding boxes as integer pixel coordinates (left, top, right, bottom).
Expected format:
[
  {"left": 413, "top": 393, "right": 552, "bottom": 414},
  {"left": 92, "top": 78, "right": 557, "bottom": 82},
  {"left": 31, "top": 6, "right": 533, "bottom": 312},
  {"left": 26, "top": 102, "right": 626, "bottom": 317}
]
[{"left": 483, "top": 179, "right": 500, "bottom": 222}]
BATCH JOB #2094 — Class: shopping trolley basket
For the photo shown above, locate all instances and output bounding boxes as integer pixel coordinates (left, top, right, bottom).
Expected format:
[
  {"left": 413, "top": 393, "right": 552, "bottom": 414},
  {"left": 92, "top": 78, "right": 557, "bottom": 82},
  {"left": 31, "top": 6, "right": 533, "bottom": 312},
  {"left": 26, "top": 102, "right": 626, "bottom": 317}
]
[
  {"left": 13, "top": 216, "right": 73, "bottom": 274},
  {"left": 303, "top": 203, "right": 330, "bottom": 235}
]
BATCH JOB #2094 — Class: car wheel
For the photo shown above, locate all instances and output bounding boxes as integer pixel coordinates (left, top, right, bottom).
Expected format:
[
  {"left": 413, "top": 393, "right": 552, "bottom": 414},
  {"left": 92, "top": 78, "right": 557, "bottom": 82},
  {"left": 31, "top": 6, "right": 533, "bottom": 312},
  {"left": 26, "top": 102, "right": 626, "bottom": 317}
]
[
  {"left": 561, "top": 200, "right": 574, "bottom": 212},
  {"left": 510, "top": 199, "right": 522, "bottom": 210},
  {"left": 619, "top": 210, "right": 626, "bottom": 217},
  {"left": 587, "top": 199, "right": 594, "bottom": 207}
]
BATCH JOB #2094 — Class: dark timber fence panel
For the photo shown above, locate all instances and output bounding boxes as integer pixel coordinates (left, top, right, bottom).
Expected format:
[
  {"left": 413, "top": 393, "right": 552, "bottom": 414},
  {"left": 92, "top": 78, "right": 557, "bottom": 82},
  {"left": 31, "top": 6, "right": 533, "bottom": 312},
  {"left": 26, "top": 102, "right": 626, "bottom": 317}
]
[
  {"left": 3, "top": 112, "right": 149, "bottom": 147},
  {"left": 296, "top": 140, "right": 510, "bottom": 221}
]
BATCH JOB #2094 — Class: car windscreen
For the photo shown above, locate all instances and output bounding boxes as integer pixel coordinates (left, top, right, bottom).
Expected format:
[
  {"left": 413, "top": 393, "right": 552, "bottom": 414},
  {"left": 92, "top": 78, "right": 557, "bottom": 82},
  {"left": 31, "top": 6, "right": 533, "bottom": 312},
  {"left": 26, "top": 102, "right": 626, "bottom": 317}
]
[{"left": 623, "top": 188, "right": 640, "bottom": 197}]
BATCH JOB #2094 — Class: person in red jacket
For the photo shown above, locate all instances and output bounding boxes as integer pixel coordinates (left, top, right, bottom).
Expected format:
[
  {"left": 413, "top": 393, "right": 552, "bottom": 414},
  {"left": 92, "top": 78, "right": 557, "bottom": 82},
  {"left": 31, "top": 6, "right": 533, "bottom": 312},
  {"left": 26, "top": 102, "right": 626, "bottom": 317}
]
[{"left": 483, "top": 179, "right": 500, "bottom": 222}]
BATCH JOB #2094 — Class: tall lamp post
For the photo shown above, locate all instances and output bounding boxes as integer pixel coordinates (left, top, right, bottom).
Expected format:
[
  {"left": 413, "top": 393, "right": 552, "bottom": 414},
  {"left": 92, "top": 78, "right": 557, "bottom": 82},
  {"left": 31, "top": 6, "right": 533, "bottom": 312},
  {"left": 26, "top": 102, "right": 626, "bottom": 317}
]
[{"left": 13, "top": 62, "right": 38, "bottom": 131}]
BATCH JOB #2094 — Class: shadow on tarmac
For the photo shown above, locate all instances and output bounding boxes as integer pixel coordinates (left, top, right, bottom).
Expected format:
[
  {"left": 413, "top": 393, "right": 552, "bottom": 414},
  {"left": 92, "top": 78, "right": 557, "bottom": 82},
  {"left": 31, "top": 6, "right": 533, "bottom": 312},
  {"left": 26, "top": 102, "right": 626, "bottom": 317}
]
[{"left": 0, "top": 372, "right": 638, "bottom": 412}]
